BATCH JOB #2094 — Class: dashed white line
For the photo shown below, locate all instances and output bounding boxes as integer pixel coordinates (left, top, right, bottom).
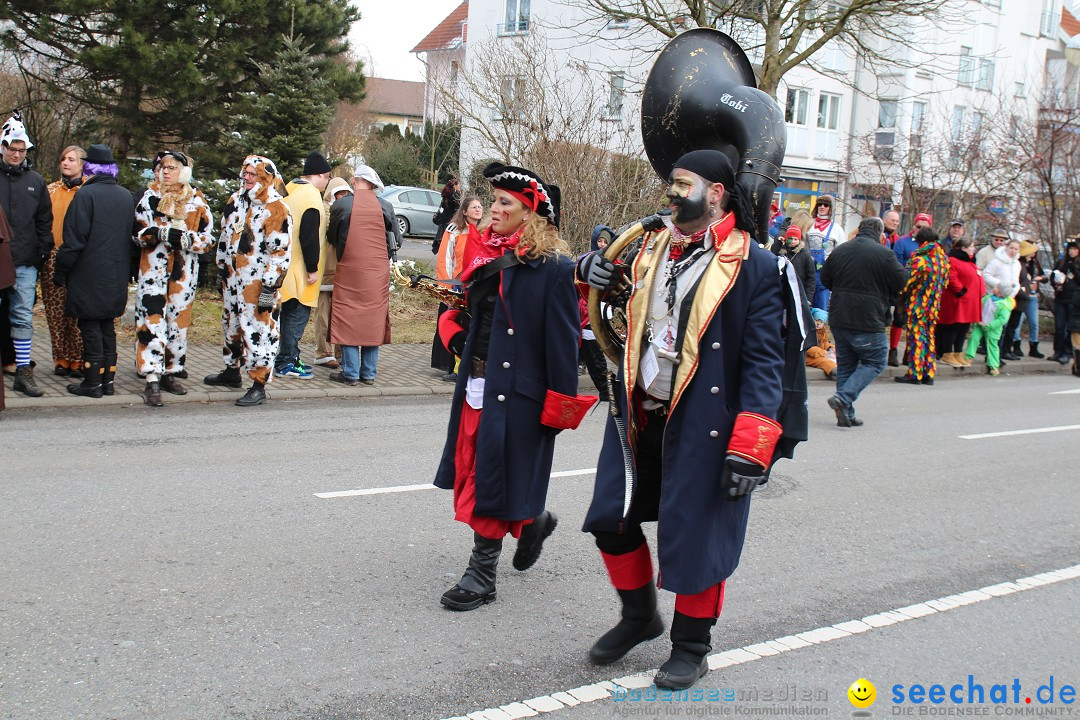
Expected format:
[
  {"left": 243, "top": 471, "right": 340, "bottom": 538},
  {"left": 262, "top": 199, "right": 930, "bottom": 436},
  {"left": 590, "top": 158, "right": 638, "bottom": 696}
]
[
  {"left": 1049, "top": 388, "right": 1080, "bottom": 395},
  {"left": 440, "top": 563, "right": 1080, "bottom": 720},
  {"left": 959, "top": 424, "right": 1080, "bottom": 440},
  {"left": 314, "top": 468, "right": 597, "bottom": 499}
]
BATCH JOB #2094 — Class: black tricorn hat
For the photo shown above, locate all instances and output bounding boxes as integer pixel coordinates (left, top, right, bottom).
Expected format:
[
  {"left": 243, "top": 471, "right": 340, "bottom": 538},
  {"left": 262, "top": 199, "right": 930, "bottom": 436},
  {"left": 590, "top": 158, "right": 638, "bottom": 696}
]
[
  {"left": 85, "top": 143, "right": 114, "bottom": 164},
  {"left": 482, "top": 162, "right": 560, "bottom": 227}
]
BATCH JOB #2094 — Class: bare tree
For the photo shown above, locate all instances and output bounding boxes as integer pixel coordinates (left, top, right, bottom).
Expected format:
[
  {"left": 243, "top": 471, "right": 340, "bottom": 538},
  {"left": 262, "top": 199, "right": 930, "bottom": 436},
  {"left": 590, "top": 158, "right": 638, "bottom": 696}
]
[
  {"left": 440, "top": 33, "right": 665, "bottom": 252},
  {"left": 569, "top": 0, "right": 961, "bottom": 98}
]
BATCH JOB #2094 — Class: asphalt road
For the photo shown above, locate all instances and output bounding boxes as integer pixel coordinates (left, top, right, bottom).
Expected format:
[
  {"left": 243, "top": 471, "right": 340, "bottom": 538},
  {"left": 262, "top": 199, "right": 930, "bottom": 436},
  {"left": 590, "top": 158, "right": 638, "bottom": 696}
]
[{"left": 2, "top": 372, "right": 1078, "bottom": 720}]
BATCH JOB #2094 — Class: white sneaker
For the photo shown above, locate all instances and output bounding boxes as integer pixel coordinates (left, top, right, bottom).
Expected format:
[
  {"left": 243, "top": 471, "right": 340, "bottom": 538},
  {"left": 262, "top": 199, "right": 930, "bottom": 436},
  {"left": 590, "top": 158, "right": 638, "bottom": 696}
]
[{"left": 313, "top": 356, "right": 338, "bottom": 367}]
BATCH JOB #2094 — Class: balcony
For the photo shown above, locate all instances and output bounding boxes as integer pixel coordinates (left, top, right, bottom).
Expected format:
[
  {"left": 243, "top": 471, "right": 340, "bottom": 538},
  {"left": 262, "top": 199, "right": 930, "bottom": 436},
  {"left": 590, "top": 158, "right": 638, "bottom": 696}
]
[{"left": 497, "top": 19, "right": 529, "bottom": 36}]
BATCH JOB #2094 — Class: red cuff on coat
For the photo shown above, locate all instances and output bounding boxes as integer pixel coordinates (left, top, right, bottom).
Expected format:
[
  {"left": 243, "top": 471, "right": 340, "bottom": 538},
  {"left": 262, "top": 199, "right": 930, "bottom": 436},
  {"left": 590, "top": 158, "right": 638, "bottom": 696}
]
[
  {"left": 437, "top": 310, "right": 465, "bottom": 352},
  {"left": 726, "top": 411, "right": 782, "bottom": 469},
  {"left": 540, "top": 389, "right": 598, "bottom": 430}
]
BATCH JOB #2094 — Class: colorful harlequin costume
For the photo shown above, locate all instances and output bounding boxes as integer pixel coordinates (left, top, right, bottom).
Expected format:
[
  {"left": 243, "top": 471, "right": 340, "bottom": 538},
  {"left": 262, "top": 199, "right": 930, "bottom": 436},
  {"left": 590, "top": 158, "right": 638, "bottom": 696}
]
[
  {"left": 900, "top": 241, "right": 950, "bottom": 381},
  {"left": 133, "top": 153, "right": 214, "bottom": 385},
  {"left": 213, "top": 156, "right": 291, "bottom": 388}
]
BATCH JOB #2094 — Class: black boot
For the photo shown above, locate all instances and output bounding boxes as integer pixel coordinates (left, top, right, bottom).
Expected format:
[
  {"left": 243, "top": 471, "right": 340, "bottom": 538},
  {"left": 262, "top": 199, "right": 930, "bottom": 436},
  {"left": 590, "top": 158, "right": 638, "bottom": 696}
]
[
  {"left": 1073, "top": 350, "right": 1080, "bottom": 378},
  {"left": 589, "top": 581, "right": 665, "bottom": 664},
  {"left": 66, "top": 361, "right": 102, "bottom": 398},
  {"left": 101, "top": 355, "right": 117, "bottom": 396},
  {"left": 1028, "top": 342, "right": 1044, "bottom": 359},
  {"left": 512, "top": 510, "right": 558, "bottom": 571},
  {"left": 204, "top": 366, "right": 243, "bottom": 388},
  {"left": 1013, "top": 339, "right": 1023, "bottom": 356},
  {"left": 441, "top": 533, "right": 503, "bottom": 610},
  {"left": 235, "top": 382, "right": 266, "bottom": 407},
  {"left": 887, "top": 348, "right": 899, "bottom": 367},
  {"left": 655, "top": 612, "right": 716, "bottom": 690},
  {"left": 13, "top": 365, "right": 45, "bottom": 397}
]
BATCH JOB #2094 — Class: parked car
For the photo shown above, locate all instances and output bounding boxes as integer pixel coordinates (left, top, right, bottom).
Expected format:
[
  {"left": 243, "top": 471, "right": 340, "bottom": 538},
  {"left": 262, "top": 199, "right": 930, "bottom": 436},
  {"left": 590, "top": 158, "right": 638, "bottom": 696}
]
[{"left": 378, "top": 185, "right": 442, "bottom": 238}]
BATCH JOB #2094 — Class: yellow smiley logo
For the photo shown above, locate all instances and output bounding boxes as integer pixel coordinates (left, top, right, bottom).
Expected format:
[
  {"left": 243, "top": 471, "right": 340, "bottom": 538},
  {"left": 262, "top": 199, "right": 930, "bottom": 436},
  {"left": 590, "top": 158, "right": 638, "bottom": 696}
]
[{"left": 848, "top": 678, "right": 876, "bottom": 708}]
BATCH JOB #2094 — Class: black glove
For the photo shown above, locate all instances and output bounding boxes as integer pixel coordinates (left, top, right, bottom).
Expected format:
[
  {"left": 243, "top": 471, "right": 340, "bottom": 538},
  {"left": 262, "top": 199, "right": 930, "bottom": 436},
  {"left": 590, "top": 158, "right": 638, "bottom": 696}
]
[
  {"left": 165, "top": 227, "right": 189, "bottom": 252},
  {"left": 257, "top": 285, "right": 277, "bottom": 312},
  {"left": 720, "top": 456, "right": 766, "bottom": 500},
  {"left": 640, "top": 213, "right": 668, "bottom": 232},
  {"left": 52, "top": 272, "right": 66, "bottom": 288},
  {"left": 577, "top": 252, "right": 619, "bottom": 290},
  {"left": 955, "top": 287, "right": 967, "bottom": 298},
  {"left": 140, "top": 227, "right": 161, "bottom": 246}
]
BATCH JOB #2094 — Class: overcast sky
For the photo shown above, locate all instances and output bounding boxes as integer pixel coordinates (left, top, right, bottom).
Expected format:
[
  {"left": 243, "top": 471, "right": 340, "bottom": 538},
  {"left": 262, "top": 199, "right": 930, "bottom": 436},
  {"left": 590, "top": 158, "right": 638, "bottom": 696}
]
[{"left": 350, "top": 0, "right": 462, "bottom": 83}]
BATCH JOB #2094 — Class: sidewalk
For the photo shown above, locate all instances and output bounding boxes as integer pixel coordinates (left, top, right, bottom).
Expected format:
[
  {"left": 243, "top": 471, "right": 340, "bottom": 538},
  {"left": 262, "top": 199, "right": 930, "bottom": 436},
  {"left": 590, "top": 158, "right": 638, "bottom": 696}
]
[{"left": 4, "top": 337, "right": 1072, "bottom": 410}]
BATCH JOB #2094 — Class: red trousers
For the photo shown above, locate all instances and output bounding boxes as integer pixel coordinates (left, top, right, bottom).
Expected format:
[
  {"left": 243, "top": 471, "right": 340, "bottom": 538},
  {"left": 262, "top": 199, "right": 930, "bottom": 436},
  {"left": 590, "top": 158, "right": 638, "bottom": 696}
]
[{"left": 453, "top": 402, "right": 528, "bottom": 540}]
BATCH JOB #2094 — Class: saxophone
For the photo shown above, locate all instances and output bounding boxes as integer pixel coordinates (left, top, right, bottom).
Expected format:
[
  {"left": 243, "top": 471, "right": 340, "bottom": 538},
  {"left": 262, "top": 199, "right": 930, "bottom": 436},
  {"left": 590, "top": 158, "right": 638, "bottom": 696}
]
[{"left": 390, "top": 262, "right": 468, "bottom": 310}]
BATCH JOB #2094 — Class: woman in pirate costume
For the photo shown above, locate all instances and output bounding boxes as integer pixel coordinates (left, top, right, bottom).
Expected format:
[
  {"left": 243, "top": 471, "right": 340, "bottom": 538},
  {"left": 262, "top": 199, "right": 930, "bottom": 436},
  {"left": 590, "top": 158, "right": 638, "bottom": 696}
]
[
  {"left": 434, "top": 163, "right": 595, "bottom": 611},
  {"left": 133, "top": 151, "right": 214, "bottom": 406}
]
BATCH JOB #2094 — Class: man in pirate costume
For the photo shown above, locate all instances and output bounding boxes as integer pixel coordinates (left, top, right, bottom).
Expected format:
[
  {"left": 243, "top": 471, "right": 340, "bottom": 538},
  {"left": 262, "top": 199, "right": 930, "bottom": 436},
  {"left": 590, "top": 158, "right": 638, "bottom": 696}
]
[
  {"left": 577, "top": 150, "right": 789, "bottom": 690},
  {"left": 133, "top": 151, "right": 215, "bottom": 406},
  {"left": 434, "top": 163, "right": 595, "bottom": 611},
  {"left": 203, "top": 155, "right": 291, "bottom": 406}
]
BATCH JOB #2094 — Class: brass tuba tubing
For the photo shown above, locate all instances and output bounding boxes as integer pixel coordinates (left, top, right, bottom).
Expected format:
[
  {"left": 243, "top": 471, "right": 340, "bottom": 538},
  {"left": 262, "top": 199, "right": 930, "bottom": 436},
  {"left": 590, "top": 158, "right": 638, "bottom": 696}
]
[{"left": 587, "top": 222, "right": 645, "bottom": 365}]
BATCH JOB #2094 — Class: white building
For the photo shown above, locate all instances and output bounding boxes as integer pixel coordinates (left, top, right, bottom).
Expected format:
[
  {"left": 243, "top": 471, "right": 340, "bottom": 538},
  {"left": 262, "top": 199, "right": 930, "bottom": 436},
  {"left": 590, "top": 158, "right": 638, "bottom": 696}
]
[{"left": 414, "top": 0, "right": 1077, "bottom": 237}]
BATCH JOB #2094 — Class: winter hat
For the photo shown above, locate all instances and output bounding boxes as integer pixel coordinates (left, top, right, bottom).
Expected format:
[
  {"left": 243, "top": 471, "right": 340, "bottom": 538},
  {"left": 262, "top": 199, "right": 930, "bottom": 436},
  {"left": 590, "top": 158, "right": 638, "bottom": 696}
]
[
  {"left": 352, "top": 164, "right": 384, "bottom": 190},
  {"left": 0, "top": 113, "right": 33, "bottom": 149},
  {"left": 1019, "top": 241, "right": 1039, "bottom": 258},
  {"left": 323, "top": 176, "right": 351, "bottom": 204},
  {"left": 784, "top": 225, "right": 803, "bottom": 242},
  {"left": 914, "top": 212, "right": 933, "bottom": 225},
  {"left": 85, "top": 144, "right": 115, "bottom": 164},
  {"left": 303, "top": 151, "right": 332, "bottom": 175},
  {"left": 811, "top": 308, "right": 828, "bottom": 324}
]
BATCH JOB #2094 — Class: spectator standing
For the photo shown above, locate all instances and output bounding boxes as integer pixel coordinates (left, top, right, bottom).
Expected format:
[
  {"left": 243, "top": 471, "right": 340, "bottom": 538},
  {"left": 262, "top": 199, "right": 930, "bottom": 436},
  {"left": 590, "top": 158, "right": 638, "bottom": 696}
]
[
  {"left": 1049, "top": 240, "right": 1079, "bottom": 364},
  {"left": 895, "top": 228, "right": 950, "bottom": 385},
  {"left": 776, "top": 224, "right": 816, "bottom": 306},
  {"left": 975, "top": 227, "right": 1009, "bottom": 270},
  {"left": 821, "top": 217, "right": 907, "bottom": 426},
  {"left": 203, "top": 155, "right": 292, "bottom": 406},
  {"left": 0, "top": 113, "right": 52, "bottom": 397},
  {"left": 981, "top": 237, "right": 1022, "bottom": 368},
  {"left": 805, "top": 194, "right": 846, "bottom": 310},
  {"left": 276, "top": 151, "right": 331, "bottom": 380},
  {"left": 327, "top": 165, "right": 399, "bottom": 385},
  {"left": 132, "top": 150, "right": 215, "bottom": 406},
  {"left": 0, "top": 202, "right": 14, "bottom": 415},
  {"left": 882, "top": 210, "right": 900, "bottom": 248},
  {"left": 942, "top": 218, "right": 966, "bottom": 254},
  {"left": 52, "top": 144, "right": 135, "bottom": 398},
  {"left": 887, "top": 212, "right": 933, "bottom": 367},
  {"left": 431, "top": 194, "right": 483, "bottom": 381},
  {"left": 312, "top": 176, "right": 352, "bottom": 369},
  {"left": 43, "top": 145, "right": 86, "bottom": 378},
  {"left": 937, "top": 235, "right": 985, "bottom": 368},
  {"left": 1016, "top": 243, "right": 1048, "bottom": 358},
  {"left": 431, "top": 177, "right": 461, "bottom": 255}
]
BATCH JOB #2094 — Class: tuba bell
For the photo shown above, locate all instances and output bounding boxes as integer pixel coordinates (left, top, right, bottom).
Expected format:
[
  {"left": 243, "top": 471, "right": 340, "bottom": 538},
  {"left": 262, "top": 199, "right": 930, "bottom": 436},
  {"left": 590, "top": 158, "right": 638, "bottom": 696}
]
[{"left": 589, "top": 28, "right": 788, "bottom": 364}]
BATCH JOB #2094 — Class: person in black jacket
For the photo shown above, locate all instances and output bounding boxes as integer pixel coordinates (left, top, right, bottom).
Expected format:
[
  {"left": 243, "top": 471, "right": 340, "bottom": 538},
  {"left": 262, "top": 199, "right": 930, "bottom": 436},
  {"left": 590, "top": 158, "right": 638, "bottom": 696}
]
[
  {"left": 1050, "top": 241, "right": 1080, "bottom": 364},
  {"left": 820, "top": 216, "right": 907, "bottom": 427},
  {"left": 53, "top": 144, "right": 136, "bottom": 398},
  {"left": 776, "top": 224, "right": 815, "bottom": 305},
  {"left": 0, "top": 113, "right": 53, "bottom": 397}
]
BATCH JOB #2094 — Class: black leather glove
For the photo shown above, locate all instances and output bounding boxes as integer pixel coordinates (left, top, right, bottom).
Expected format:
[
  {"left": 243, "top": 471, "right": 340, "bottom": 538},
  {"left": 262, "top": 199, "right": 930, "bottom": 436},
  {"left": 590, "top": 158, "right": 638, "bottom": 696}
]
[
  {"left": 640, "top": 213, "right": 668, "bottom": 232},
  {"left": 257, "top": 285, "right": 277, "bottom": 312},
  {"left": 577, "top": 252, "right": 619, "bottom": 290},
  {"left": 720, "top": 456, "right": 766, "bottom": 500},
  {"left": 955, "top": 287, "right": 967, "bottom": 298}
]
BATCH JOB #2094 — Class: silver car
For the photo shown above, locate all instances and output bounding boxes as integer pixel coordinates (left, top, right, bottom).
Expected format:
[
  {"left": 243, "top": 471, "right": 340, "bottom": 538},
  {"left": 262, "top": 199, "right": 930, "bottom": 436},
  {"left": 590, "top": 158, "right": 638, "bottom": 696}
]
[{"left": 378, "top": 185, "right": 442, "bottom": 238}]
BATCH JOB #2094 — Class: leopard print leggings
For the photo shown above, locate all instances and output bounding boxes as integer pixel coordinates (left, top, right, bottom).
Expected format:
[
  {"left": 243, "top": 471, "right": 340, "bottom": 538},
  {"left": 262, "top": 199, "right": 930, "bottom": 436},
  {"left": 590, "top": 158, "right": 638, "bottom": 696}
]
[{"left": 41, "top": 248, "right": 83, "bottom": 369}]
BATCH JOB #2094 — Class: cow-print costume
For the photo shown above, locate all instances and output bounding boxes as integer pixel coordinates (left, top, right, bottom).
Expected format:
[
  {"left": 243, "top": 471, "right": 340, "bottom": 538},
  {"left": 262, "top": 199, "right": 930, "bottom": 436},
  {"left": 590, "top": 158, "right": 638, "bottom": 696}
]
[
  {"left": 133, "top": 179, "right": 215, "bottom": 378},
  {"left": 216, "top": 155, "right": 292, "bottom": 384}
]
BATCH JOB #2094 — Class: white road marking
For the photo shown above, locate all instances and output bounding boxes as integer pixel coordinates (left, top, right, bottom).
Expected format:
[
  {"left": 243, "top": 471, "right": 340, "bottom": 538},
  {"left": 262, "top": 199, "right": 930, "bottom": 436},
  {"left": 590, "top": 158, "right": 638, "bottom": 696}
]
[
  {"left": 314, "top": 468, "right": 597, "bottom": 499},
  {"left": 959, "top": 424, "right": 1080, "bottom": 440},
  {"left": 440, "top": 563, "right": 1080, "bottom": 720},
  {"left": 1049, "top": 388, "right": 1080, "bottom": 395}
]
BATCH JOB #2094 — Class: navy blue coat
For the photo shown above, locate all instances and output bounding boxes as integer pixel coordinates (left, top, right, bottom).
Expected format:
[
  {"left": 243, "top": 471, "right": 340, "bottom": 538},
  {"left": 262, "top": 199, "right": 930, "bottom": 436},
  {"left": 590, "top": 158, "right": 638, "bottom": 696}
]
[
  {"left": 434, "top": 252, "right": 581, "bottom": 521},
  {"left": 583, "top": 234, "right": 785, "bottom": 595}
]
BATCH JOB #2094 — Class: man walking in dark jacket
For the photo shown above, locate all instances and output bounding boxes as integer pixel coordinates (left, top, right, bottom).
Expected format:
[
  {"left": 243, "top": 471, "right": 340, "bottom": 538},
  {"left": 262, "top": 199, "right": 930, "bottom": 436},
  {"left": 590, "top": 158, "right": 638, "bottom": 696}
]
[
  {"left": 820, "top": 217, "right": 907, "bottom": 427},
  {"left": 0, "top": 113, "right": 53, "bottom": 397}
]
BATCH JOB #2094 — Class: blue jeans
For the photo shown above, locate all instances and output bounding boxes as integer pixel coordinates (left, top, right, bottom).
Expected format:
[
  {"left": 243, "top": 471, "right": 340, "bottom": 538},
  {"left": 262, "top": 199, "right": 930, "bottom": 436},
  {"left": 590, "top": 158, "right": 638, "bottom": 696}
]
[
  {"left": 9, "top": 265, "right": 38, "bottom": 341},
  {"left": 276, "top": 299, "right": 311, "bottom": 371},
  {"left": 341, "top": 345, "right": 379, "bottom": 381},
  {"left": 832, "top": 327, "right": 888, "bottom": 416},
  {"left": 1014, "top": 294, "right": 1039, "bottom": 342}
]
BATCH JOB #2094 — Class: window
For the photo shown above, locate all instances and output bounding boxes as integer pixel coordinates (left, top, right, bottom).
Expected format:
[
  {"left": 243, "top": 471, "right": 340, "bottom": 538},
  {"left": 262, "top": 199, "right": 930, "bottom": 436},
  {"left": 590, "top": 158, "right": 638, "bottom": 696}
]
[
  {"left": 607, "top": 14, "right": 629, "bottom": 29},
  {"left": 604, "top": 72, "right": 625, "bottom": 119},
  {"left": 499, "top": 0, "right": 530, "bottom": 35},
  {"left": 1041, "top": 0, "right": 1059, "bottom": 36},
  {"left": 450, "top": 60, "right": 460, "bottom": 83},
  {"left": 875, "top": 98, "right": 897, "bottom": 161},
  {"left": 977, "top": 59, "right": 994, "bottom": 91},
  {"left": 817, "top": 92, "right": 841, "bottom": 130},
  {"left": 785, "top": 87, "right": 809, "bottom": 126},
  {"left": 949, "top": 106, "right": 966, "bottom": 168},
  {"left": 958, "top": 47, "right": 975, "bottom": 87},
  {"left": 1015, "top": 81, "right": 1026, "bottom": 98},
  {"left": 909, "top": 100, "right": 926, "bottom": 159},
  {"left": 497, "top": 75, "right": 526, "bottom": 118}
]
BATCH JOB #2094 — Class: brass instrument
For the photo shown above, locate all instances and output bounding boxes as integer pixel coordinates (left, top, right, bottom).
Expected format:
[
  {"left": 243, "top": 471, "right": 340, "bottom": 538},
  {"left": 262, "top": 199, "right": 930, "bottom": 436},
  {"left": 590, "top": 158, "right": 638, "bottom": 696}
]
[
  {"left": 587, "top": 28, "right": 787, "bottom": 364},
  {"left": 390, "top": 262, "right": 468, "bottom": 309}
]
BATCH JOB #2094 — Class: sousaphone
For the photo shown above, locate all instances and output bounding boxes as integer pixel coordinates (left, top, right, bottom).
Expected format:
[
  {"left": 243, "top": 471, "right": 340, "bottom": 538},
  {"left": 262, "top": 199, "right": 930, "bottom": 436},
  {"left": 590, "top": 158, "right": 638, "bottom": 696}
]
[{"left": 588, "top": 28, "right": 787, "bottom": 364}]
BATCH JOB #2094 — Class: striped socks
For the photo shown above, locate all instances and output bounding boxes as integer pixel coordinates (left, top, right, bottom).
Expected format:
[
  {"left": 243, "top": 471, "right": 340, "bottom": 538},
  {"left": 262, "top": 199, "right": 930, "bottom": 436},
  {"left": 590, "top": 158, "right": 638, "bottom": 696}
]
[{"left": 13, "top": 338, "right": 31, "bottom": 367}]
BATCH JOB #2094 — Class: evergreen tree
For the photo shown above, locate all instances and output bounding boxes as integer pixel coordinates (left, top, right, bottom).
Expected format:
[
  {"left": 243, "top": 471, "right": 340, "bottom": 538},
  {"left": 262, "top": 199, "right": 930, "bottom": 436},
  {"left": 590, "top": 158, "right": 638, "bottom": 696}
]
[{"left": 242, "top": 34, "right": 338, "bottom": 179}]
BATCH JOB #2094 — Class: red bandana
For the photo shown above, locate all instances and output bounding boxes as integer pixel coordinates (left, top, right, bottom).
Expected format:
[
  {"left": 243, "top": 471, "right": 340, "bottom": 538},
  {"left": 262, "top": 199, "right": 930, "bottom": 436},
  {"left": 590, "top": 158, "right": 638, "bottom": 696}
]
[{"left": 460, "top": 225, "right": 522, "bottom": 283}]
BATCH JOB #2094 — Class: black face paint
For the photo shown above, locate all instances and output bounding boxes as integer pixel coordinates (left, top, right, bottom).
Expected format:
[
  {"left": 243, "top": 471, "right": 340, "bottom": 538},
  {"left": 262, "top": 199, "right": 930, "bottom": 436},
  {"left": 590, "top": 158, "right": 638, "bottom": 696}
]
[{"left": 667, "top": 181, "right": 708, "bottom": 225}]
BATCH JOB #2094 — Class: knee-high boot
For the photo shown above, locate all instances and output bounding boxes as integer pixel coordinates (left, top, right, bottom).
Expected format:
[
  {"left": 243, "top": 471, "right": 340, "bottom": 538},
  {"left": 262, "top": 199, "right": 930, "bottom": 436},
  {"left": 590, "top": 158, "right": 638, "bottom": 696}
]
[
  {"left": 655, "top": 612, "right": 717, "bottom": 690},
  {"left": 590, "top": 544, "right": 664, "bottom": 664},
  {"left": 101, "top": 353, "right": 118, "bottom": 396},
  {"left": 441, "top": 532, "right": 503, "bottom": 611},
  {"left": 67, "top": 359, "right": 103, "bottom": 398}
]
